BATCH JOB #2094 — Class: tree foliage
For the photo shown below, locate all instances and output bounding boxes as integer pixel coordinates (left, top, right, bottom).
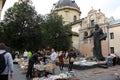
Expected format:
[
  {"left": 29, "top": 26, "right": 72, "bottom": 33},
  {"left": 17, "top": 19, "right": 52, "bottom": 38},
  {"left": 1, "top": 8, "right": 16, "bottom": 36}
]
[
  {"left": 1, "top": 1, "right": 43, "bottom": 51},
  {"left": 1, "top": 1, "right": 72, "bottom": 51},
  {"left": 41, "top": 13, "right": 72, "bottom": 51}
]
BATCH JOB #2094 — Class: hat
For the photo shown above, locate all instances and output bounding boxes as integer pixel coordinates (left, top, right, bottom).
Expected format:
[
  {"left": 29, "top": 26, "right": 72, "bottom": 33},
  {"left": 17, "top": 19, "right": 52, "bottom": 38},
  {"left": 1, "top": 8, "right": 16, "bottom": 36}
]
[{"left": 0, "top": 43, "right": 7, "bottom": 50}]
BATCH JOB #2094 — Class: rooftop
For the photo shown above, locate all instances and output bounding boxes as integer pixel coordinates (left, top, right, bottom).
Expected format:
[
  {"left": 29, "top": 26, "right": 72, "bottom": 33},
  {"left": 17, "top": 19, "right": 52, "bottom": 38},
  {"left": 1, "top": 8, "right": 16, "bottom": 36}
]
[{"left": 54, "top": 0, "right": 79, "bottom": 10}]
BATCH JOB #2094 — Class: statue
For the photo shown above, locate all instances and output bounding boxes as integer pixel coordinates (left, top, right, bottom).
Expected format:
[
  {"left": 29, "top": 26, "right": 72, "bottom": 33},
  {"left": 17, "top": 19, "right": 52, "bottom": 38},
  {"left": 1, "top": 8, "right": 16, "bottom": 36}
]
[{"left": 85, "top": 24, "right": 107, "bottom": 61}]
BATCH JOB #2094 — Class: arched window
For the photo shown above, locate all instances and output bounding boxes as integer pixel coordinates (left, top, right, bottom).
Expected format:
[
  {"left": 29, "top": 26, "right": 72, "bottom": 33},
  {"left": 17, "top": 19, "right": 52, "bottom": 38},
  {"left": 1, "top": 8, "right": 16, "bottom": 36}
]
[
  {"left": 83, "top": 31, "right": 88, "bottom": 43},
  {"left": 73, "top": 15, "right": 77, "bottom": 22}
]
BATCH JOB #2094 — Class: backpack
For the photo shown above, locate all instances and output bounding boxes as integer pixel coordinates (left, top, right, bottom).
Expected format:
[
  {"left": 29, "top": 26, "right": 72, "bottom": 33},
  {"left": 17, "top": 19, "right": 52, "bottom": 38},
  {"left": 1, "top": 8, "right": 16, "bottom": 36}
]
[{"left": 0, "top": 52, "right": 7, "bottom": 74}]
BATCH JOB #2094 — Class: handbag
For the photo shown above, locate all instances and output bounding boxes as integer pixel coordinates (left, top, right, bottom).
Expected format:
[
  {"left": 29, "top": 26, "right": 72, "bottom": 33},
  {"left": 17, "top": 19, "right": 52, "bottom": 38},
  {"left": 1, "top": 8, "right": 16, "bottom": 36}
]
[{"left": 71, "top": 57, "right": 75, "bottom": 62}]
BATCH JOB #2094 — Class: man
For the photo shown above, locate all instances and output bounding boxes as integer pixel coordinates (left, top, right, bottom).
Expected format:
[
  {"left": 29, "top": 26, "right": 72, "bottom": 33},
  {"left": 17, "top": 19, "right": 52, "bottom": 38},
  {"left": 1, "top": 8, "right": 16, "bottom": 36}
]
[
  {"left": 50, "top": 48, "right": 57, "bottom": 62},
  {"left": 0, "top": 43, "right": 14, "bottom": 80},
  {"left": 49, "top": 48, "right": 57, "bottom": 74},
  {"left": 23, "top": 49, "right": 28, "bottom": 59},
  {"left": 27, "top": 51, "right": 32, "bottom": 59},
  {"left": 26, "top": 50, "right": 40, "bottom": 79},
  {"left": 85, "top": 24, "right": 106, "bottom": 61}
]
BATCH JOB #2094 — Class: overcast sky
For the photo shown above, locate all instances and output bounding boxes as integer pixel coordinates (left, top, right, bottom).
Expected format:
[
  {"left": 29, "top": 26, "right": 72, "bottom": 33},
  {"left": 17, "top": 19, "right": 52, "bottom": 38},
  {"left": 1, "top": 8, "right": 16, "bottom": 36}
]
[{"left": 1, "top": 0, "right": 120, "bottom": 20}]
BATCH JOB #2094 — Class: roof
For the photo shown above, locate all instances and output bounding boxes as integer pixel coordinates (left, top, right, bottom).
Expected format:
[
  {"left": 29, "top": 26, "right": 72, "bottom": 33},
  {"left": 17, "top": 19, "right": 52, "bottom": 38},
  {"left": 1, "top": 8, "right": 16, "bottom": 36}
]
[
  {"left": 109, "top": 19, "right": 120, "bottom": 26},
  {"left": 55, "top": 0, "right": 79, "bottom": 9}
]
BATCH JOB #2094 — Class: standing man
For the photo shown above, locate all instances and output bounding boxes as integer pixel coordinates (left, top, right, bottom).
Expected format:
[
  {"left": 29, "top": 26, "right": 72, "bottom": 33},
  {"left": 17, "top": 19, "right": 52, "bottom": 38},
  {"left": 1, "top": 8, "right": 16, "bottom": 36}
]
[
  {"left": 0, "top": 43, "right": 14, "bottom": 80},
  {"left": 23, "top": 49, "right": 28, "bottom": 59},
  {"left": 49, "top": 48, "right": 57, "bottom": 74},
  {"left": 26, "top": 50, "right": 40, "bottom": 79}
]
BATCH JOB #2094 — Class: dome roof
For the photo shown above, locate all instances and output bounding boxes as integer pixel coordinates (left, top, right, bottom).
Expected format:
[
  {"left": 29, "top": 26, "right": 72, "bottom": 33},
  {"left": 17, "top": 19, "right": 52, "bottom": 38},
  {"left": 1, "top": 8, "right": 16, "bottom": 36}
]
[{"left": 55, "top": 0, "right": 79, "bottom": 9}]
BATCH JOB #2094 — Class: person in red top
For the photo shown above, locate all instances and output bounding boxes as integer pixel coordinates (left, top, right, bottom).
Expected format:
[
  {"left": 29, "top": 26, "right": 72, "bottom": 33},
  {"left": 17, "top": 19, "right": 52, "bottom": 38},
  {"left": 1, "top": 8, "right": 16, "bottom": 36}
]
[{"left": 58, "top": 51, "right": 64, "bottom": 70}]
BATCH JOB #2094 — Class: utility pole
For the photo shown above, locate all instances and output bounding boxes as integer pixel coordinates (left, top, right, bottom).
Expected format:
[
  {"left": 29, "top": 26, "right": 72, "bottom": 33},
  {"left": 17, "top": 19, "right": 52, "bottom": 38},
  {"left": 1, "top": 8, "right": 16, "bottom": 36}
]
[{"left": 107, "top": 23, "right": 110, "bottom": 55}]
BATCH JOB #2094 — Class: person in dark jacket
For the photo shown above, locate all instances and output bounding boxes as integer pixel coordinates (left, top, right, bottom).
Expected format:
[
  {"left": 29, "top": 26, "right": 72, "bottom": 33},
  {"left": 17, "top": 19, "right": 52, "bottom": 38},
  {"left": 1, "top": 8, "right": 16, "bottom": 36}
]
[
  {"left": 26, "top": 50, "right": 40, "bottom": 79},
  {"left": 67, "top": 49, "right": 76, "bottom": 71}
]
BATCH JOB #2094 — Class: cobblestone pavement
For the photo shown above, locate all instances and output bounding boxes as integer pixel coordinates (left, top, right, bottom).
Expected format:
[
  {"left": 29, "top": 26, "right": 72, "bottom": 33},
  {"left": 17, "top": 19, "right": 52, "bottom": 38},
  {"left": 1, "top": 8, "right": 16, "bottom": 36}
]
[{"left": 13, "top": 64, "right": 120, "bottom": 80}]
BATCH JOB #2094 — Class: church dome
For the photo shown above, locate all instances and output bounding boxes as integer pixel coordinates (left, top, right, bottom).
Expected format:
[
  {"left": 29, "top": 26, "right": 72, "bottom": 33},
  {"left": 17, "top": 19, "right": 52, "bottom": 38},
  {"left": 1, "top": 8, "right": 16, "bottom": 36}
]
[{"left": 55, "top": 0, "right": 79, "bottom": 10}]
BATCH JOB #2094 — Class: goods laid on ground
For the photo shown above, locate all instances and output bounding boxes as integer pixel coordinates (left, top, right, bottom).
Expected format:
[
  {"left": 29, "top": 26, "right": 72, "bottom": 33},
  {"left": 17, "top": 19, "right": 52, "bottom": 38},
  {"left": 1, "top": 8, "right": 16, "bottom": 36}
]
[
  {"left": 34, "top": 63, "right": 56, "bottom": 71},
  {"left": 13, "top": 58, "right": 20, "bottom": 64},
  {"left": 19, "top": 59, "right": 28, "bottom": 70},
  {"left": 33, "top": 71, "right": 77, "bottom": 80},
  {"left": 14, "top": 58, "right": 28, "bottom": 70}
]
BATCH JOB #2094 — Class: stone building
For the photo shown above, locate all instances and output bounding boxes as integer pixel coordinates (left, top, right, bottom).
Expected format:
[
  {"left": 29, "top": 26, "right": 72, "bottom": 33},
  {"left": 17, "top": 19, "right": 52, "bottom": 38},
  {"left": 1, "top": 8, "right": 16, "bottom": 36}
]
[
  {"left": 0, "top": 0, "right": 6, "bottom": 19},
  {"left": 51, "top": 0, "right": 120, "bottom": 57},
  {"left": 79, "top": 8, "right": 114, "bottom": 57},
  {"left": 51, "top": 0, "right": 82, "bottom": 50},
  {"left": 109, "top": 19, "right": 120, "bottom": 55}
]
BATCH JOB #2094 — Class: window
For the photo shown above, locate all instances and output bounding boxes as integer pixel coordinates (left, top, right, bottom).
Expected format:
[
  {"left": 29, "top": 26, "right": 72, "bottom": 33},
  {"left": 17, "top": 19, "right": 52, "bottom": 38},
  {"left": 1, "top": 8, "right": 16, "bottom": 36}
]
[
  {"left": 110, "top": 47, "right": 114, "bottom": 53},
  {"left": 91, "top": 20, "right": 94, "bottom": 26},
  {"left": 110, "top": 32, "right": 114, "bottom": 39},
  {"left": 73, "top": 15, "right": 77, "bottom": 22},
  {"left": 83, "top": 31, "right": 88, "bottom": 43}
]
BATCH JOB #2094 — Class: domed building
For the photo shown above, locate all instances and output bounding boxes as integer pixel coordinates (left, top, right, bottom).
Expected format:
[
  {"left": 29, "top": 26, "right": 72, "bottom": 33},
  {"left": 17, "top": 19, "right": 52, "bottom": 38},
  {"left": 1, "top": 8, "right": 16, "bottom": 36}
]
[
  {"left": 51, "top": 0, "right": 81, "bottom": 24},
  {"left": 51, "top": 0, "right": 82, "bottom": 50}
]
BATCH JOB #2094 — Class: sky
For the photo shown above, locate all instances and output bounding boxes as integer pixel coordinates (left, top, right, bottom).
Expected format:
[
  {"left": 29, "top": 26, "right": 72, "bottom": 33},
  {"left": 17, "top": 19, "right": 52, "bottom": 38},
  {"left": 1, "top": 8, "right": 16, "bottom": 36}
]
[{"left": 1, "top": 0, "right": 120, "bottom": 20}]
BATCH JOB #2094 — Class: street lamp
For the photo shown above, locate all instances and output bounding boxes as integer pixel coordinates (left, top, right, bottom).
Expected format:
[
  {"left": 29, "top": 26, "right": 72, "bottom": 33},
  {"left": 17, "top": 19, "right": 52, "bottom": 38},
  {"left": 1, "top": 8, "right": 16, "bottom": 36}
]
[{"left": 107, "top": 23, "right": 110, "bottom": 55}]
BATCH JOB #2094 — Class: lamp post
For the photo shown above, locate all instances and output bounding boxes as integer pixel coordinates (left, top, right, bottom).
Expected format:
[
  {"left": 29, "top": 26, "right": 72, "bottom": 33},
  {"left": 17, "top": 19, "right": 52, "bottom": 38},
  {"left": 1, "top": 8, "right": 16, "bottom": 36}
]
[{"left": 107, "top": 23, "right": 110, "bottom": 55}]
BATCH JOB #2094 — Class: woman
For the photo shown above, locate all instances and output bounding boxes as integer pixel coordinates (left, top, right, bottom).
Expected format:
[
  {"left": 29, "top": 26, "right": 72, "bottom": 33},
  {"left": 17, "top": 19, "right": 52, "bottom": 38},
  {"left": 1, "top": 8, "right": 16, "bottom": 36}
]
[
  {"left": 58, "top": 51, "right": 64, "bottom": 70},
  {"left": 67, "top": 49, "right": 75, "bottom": 71}
]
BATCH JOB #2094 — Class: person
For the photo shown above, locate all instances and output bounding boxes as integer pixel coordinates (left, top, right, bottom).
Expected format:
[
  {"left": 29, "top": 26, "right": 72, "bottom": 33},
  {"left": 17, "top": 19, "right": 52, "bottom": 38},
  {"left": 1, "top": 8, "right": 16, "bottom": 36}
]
[
  {"left": 49, "top": 48, "right": 57, "bottom": 74},
  {"left": 106, "top": 54, "right": 113, "bottom": 67},
  {"left": 11, "top": 50, "right": 16, "bottom": 60},
  {"left": 0, "top": 43, "right": 14, "bottom": 80},
  {"left": 49, "top": 48, "right": 57, "bottom": 62},
  {"left": 42, "top": 49, "right": 47, "bottom": 65},
  {"left": 23, "top": 49, "right": 28, "bottom": 59},
  {"left": 65, "top": 51, "right": 68, "bottom": 58},
  {"left": 27, "top": 51, "right": 32, "bottom": 59},
  {"left": 15, "top": 51, "right": 20, "bottom": 58},
  {"left": 26, "top": 50, "right": 40, "bottom": 79},
  {"left": 111, "top": 54, "right": 117, "bottom": 66},
  {"left": 58, "top": 51, "right": 64, "bottom": 70},
  {"left": 67, "top": 49, "right": 76, "bottom": 71},
  {"left": 85, "top": 24, "right": 106, "bottom": 61}
]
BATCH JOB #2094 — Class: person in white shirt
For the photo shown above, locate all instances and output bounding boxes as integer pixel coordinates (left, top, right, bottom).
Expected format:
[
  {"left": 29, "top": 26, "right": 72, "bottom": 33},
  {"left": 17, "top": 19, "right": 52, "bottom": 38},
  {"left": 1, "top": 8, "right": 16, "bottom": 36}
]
[
  {"left": 23, "top": 49, "right": 28, "bottom": 59},
  {"left": 49, "top": 48, "right": 57, "bottom": 74},
  {"left": 50, "top": 49, "right": 57, "bottom": 62}
]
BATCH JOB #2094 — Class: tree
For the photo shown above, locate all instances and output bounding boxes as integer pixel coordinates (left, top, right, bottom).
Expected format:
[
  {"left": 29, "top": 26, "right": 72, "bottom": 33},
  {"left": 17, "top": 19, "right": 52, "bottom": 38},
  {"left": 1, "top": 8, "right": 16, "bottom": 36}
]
[
  {"left": 2, "top": 1, "right": 43, "bottom": 51},
  {"left": 1, "top": 0, "right": 72, "bottom": 51},
  {"left": 41, "top": 13, "right": 72, "bottom": 51}
]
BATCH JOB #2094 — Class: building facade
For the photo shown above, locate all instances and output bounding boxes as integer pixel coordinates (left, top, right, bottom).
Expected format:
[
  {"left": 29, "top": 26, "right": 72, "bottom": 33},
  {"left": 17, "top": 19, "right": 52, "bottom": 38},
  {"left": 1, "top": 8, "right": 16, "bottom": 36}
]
[
  {"left": 79, "top": 8, "right": 114, "bottom": 57},
  {"left": 109, "top": 19, "right": 120, "bottom": 55},
  {"left": 51, "top": 0, "right": 82, "bottom": 50},
  {"left": 51, "top": 0, "right": 120, "bottom": 58}
]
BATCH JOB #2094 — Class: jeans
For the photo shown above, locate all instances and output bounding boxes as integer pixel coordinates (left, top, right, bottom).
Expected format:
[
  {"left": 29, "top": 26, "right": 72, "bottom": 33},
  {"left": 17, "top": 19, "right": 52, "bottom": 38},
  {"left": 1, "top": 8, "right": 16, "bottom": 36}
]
[
  {"left": 26, "top": 61, "right": 34, "bottom": 78},
  {"left": 68, "top": 62, "right": 73, "bottom": 71}
]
